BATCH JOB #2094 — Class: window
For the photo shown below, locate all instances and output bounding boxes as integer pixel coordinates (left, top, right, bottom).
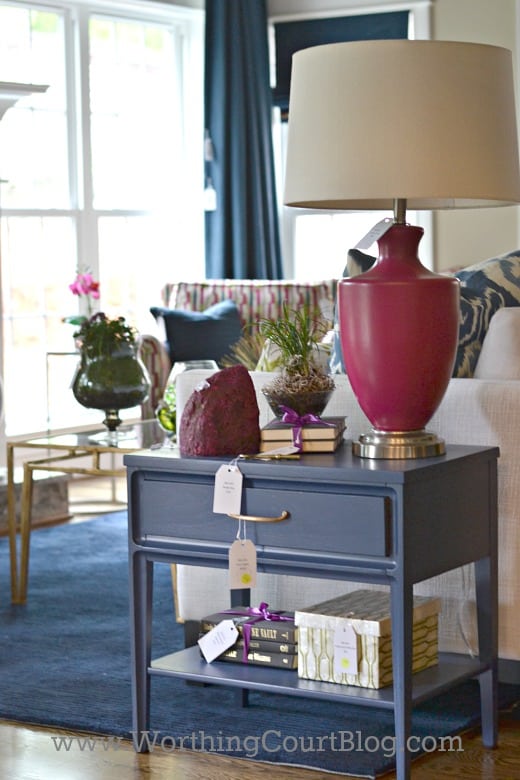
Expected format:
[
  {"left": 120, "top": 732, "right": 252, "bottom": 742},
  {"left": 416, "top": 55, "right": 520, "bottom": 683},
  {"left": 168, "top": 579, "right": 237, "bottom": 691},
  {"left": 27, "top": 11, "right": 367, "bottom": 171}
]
[
  {"left": 0, "top": 0, "right": 204, "bottom": 438},
  {"left": 270, "top": 1, "right": 433, "bottom": 280}
]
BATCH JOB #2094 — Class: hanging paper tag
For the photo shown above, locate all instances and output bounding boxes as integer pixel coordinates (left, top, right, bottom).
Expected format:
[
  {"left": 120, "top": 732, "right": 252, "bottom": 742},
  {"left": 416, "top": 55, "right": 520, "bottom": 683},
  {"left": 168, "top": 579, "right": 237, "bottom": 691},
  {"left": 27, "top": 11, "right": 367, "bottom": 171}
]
[
  {"left": 213, "top": 464, "right": 243, "bottom": 514},
  {"left": 198, "top": 619, "right": 239, "bottom": 663},
  {"left": 333, "top": 623, "right": 359, "bottom": 676},
  {"left": 229, "top": 539, "right": 257, "bottom": 589},
  {"left": 355, "top": 218, "right": 393, "bottom": 250}
]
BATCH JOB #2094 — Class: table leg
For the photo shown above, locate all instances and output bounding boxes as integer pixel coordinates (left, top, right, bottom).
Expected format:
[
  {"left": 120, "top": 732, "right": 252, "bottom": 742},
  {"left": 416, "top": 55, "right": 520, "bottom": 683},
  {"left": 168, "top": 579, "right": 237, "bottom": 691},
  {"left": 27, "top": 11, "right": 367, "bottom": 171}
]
[
  {"left": 475, "top": 555, "right": 498, "bottom": 748},
  {"left": 391, "top": 581, "right": 413, "bottom": 780},
  {"left": 16, "top": 462, "right": 35, "bottom": 604},
  {"left": 231, "top": 587, "right": 250, "bottom": 707},
  {"left": 6, "top": 443, "right": 18, "bottom": 601},
  {"left": 130, "top": 551, "right": 154, "bottom": 751}
]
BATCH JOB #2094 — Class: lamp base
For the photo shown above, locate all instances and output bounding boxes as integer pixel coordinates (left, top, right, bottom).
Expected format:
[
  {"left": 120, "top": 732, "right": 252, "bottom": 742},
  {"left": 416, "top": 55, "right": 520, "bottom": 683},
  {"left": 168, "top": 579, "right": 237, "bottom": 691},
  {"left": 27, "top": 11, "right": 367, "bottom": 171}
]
[{"left": 352, "top": 429, "right": 446, "bottom": 459}]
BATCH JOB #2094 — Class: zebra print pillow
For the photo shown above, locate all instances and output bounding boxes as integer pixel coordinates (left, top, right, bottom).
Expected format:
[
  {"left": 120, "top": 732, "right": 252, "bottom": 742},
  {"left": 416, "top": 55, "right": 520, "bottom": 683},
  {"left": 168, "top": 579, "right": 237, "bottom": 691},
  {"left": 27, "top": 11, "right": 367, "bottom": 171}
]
[
  {"left": 453, "top": 288, "right": 505, "bottom": 378},
  {"left": 456, "top": 250, "right": 520, "bottom": 307},
  {"left": 454, "top": 251, "right": 520, "bottom": 376}
]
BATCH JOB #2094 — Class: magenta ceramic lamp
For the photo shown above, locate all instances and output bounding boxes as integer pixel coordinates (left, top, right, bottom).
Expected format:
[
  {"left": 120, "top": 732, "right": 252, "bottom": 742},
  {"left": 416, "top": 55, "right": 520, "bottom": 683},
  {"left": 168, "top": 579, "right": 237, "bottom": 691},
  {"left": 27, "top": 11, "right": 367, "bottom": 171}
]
[{"left": 284, "top": 40, "right": 520, "bottom": 458}]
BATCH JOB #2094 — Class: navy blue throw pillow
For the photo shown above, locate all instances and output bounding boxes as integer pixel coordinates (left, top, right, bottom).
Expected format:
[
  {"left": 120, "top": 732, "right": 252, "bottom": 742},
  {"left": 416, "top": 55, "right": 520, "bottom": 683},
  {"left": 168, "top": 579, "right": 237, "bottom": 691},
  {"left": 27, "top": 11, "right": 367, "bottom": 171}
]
[
  {"left": 329, "top": 250, "right": 376, "bottom": 374},
  {"left": 150, "top": 299, "right": 242, "bottom": 366}
]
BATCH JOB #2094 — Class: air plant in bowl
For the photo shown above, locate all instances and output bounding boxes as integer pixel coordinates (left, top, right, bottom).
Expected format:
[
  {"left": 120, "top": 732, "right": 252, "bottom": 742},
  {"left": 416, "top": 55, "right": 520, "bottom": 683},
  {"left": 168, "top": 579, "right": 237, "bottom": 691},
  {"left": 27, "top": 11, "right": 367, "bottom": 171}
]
[{"left": 259, "top": 303, "right": 335, "bottom": 418}]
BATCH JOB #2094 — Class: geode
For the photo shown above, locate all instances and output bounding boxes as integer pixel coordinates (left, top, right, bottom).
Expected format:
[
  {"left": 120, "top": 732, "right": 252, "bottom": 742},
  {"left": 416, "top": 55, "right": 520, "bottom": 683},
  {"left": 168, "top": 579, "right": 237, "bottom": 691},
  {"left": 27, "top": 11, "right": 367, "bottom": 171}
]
[{"left": 179, "top": 364, "right": 260, "bottom": 456}]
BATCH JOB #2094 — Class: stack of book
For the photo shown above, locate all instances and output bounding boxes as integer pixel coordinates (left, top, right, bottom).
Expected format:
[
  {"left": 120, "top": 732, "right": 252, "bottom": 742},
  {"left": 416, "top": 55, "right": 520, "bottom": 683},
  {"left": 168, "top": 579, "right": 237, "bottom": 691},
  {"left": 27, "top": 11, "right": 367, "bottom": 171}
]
[
  {"left": 259, "top": 416, "right": 346, "bottom": 453},
  {"left": 199, "top": 608, "right": 298, "bottom": 669}
]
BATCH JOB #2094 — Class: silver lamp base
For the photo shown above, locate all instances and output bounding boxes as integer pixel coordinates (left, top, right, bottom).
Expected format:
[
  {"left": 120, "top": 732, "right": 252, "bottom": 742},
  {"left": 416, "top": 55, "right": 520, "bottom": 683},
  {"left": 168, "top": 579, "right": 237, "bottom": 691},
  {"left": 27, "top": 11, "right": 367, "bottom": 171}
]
[{"left": 352, "top": 429, "right": 446, "bottom": 459}]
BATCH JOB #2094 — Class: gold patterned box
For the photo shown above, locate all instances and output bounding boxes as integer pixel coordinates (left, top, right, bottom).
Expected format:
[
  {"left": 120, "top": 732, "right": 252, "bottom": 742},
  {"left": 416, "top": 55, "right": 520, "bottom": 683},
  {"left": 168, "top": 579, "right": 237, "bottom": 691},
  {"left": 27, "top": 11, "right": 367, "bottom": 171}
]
[{"left": 295, "top": 590, "right": 440, "bottom": 689}]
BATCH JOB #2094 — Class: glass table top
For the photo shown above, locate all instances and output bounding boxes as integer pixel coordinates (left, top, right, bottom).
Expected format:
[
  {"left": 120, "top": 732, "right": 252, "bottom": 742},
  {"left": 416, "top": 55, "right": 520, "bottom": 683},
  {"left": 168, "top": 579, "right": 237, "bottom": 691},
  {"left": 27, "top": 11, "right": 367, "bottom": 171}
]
[{"left": 20, "top": 419, "right": 164, "bottom": 452}]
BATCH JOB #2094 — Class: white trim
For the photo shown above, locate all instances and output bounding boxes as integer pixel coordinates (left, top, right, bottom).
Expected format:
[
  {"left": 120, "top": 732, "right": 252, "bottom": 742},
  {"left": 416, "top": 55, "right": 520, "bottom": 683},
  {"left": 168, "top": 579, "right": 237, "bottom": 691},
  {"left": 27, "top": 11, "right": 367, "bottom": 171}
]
[
  {"left": 0, "top": 0, "right": 203, "bottom": 24},
  {"left": 269, "top": 1, "right": 431, "bottom": 24}
]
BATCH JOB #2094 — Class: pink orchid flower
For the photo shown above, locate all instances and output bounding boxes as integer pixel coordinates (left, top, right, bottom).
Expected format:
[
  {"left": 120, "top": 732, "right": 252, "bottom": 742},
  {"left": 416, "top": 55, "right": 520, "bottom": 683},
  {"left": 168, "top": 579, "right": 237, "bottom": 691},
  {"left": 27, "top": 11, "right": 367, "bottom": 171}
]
[{"left": 69, "top": 273, "right": 100, "bottom": 299}]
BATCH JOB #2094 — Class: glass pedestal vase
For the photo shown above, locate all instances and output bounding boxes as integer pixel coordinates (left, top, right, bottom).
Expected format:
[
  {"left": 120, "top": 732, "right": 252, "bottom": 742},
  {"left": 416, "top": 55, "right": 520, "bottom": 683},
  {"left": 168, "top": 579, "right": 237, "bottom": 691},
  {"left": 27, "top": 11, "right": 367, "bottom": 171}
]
[{"left": 72, "top": 343, "right": 151, "bottom": 443}]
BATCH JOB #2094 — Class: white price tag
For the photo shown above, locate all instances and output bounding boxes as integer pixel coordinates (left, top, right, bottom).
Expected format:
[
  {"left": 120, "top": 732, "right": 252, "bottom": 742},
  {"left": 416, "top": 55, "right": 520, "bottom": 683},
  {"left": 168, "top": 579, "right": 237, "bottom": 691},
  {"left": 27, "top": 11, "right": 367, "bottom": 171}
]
[
  {"left": 355, "top": 218, "right": 393, "bottom": 250},
  {"left": 198, "top": 619, "right": 239, "bottom": 663},
  {"left": 213, "top": 464, "right": 243, "bottom": 514},
  {"left": 229, "top": 539, "right": 257, "bottom": 589},
  {"left": 333, "top": 623, "right": 359, "bottom": 676},
  {"left": 260, "top": 445, "right": 300, "bottom": 456}
]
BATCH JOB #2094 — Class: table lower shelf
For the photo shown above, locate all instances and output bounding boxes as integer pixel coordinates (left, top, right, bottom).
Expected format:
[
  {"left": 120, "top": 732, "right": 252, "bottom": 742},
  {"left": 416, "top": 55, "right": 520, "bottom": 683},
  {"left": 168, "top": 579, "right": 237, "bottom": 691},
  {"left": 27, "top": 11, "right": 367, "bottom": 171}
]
[{"left": 151, "top": 648, "right": 487, "bottom": 708}]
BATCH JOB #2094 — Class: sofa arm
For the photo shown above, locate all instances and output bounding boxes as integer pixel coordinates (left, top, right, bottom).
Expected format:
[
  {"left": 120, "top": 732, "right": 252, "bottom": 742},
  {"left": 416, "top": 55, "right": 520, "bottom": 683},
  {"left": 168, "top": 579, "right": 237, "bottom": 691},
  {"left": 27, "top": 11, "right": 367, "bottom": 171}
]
[{"left": 138, "top": 334, "right": 171, "bottom": 420}]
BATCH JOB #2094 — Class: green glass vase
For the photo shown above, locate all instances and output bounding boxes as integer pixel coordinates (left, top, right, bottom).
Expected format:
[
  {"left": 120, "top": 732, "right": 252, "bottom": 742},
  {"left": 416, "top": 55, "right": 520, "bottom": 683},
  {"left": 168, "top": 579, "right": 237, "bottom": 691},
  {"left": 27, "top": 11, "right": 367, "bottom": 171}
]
[{"left": 72, "top": 341, "right": 150, "bottom": 435}]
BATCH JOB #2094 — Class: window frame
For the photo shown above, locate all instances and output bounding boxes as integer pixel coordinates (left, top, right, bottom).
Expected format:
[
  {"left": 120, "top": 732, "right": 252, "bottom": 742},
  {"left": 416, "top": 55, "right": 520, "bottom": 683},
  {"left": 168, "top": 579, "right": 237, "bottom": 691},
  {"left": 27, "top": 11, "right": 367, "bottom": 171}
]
[
  {"left": 269, "top": 0, "right": 434, "bottom": 277},
  {"left": 0, "top": 0, "right": 204, "bottom": 451}
]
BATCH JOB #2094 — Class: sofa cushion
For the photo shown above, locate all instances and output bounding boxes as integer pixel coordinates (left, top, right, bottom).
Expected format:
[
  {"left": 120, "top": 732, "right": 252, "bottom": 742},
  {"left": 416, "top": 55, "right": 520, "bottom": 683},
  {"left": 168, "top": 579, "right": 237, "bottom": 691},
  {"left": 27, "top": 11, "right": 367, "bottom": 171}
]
[
  {"left": 150, "top": 299, "right": 242, "bottom": 366},
  {"left": 474, "top": 307, "right": 520, "bottom": 379}
]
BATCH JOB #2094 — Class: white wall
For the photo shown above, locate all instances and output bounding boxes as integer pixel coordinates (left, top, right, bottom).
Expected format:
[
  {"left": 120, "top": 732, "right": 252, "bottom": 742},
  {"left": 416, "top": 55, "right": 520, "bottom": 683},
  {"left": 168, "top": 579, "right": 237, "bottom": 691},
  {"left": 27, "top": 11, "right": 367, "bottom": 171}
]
[{"left": 432, "top": 0, "right": 520, "bottom": 269}]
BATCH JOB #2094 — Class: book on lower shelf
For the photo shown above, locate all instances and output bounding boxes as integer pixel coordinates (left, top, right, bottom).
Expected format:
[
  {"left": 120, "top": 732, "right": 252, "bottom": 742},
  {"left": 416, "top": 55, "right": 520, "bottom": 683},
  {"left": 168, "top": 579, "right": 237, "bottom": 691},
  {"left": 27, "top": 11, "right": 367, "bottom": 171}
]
[
  {"left": 199, "top": 606, "right": 299, "bottom": 669},
  {"left": 198, "top": 632, "right": 298, "bottom": 669},
  {"left": 199, "top": 635, "right": 297, "bottom": 655},
  {"left": 199, "top": 608, "right": 297, "bottom": 643},
  {"left": 215, "top": 647, "right": 298, "bottom": 669}
]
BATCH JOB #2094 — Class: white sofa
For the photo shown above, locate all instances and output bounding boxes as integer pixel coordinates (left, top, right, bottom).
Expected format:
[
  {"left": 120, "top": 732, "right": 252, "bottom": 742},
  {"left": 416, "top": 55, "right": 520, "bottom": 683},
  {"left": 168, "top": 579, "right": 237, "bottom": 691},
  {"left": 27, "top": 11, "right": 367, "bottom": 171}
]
[{"left": 173, "top": 308, "right": 520, "bottom": 674}]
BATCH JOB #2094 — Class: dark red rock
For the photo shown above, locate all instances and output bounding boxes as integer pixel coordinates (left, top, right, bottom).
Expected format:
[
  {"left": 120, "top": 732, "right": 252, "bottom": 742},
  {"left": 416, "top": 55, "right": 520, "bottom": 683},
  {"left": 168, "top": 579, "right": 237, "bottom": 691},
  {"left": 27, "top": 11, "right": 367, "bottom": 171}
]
[{"left": 179, "top": 365, "right": 260, "bottom": 456}]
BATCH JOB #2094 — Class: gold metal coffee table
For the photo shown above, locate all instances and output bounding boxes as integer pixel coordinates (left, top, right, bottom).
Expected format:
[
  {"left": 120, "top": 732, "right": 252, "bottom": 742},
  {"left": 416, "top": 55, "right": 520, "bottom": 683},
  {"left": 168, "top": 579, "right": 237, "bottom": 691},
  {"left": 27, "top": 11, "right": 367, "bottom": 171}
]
[{"left": 7, "top": 419, "right": 163, "bottom": 604}]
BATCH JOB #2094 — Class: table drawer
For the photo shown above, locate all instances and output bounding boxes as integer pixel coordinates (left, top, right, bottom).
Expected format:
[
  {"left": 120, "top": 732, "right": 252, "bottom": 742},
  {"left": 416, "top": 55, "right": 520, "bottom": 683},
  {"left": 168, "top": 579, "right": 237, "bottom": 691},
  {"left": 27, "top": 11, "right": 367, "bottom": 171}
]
[
  {"left": 242, "top": 486, "right": 391, "bottom": 556},
  {"left": 132, "top": 473, "right": 392, "bottom": 557}
]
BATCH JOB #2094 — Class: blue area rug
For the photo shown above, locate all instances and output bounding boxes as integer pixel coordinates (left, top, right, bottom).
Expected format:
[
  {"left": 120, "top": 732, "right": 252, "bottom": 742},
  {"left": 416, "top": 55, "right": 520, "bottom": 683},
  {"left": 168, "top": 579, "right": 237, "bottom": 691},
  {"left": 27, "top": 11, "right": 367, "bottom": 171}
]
[{"left": 0, "top": 512, "right": 519, "bottom": 778}]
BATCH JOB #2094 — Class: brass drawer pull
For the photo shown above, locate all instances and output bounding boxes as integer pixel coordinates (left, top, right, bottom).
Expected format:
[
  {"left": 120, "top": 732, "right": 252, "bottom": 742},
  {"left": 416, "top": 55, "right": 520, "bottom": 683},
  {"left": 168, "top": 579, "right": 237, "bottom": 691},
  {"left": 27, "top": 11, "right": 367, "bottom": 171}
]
[{"left": 228, "top": 510, "right": 290, "bottom": 524}]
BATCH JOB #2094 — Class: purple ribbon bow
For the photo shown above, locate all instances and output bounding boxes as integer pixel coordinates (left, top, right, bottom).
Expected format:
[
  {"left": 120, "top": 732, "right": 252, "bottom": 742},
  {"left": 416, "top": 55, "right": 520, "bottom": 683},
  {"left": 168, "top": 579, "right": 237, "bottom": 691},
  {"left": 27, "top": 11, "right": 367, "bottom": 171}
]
[
  {"left": 278, "top": 405, "right": 334, "bottom": 450},
  {"left": 223, "top": 602, "right": 294, "bottom": 662}
]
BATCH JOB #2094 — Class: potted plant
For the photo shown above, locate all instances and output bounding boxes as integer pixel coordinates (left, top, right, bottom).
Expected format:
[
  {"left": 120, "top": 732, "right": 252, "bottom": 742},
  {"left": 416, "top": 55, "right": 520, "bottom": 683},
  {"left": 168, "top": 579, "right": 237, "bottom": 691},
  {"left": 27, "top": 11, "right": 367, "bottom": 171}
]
[{"left": 259, "top": 303, "right": 335, "bottom": 418}]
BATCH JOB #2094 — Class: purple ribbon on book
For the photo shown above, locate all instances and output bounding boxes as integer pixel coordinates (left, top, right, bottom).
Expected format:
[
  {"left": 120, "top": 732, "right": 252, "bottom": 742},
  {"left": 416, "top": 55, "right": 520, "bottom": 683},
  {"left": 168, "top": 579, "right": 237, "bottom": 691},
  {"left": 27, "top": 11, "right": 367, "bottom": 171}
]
[
  {"left": 223, "top": 602, "right": 294, "bottom": 663},
  {"left": 278, "top": 405, "right": 335, "bottom": 450}
]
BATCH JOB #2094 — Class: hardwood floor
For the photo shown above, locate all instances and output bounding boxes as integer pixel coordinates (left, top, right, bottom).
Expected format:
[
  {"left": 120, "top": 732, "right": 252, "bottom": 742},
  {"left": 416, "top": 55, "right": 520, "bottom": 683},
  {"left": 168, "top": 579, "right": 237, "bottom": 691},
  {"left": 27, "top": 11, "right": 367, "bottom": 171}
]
[
  {"left": 2, "top": 476, "right": 520, "bottom": 779},
  {"left": 1, "top": 717, "right": 520, "bottom": 779}
]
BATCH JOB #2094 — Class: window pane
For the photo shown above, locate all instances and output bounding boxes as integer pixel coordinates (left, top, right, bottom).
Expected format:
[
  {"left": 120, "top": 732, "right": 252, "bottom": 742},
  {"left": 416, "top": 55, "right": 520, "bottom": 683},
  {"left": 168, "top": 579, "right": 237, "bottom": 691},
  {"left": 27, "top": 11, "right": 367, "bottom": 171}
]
[
  {"left": 293, "top": 212, "right": 392, "bottom": 280},
  {"left": 1, "top": 216, "right": 78, "bottom": 434},
  {"left": 0, "top": 109, "right": 69, "bottom": 206},
  {"left": 97, "top": 213, "right": 205, "bottom": 333},
  {"left": 98, "top": 216, "right": 164, "bottom": 330},
  {"left": 89, "top": 15, "right": 183, "bottom": 210},
  {"left": 0, "top": 5, "right": 69, "bottom": 207}
]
